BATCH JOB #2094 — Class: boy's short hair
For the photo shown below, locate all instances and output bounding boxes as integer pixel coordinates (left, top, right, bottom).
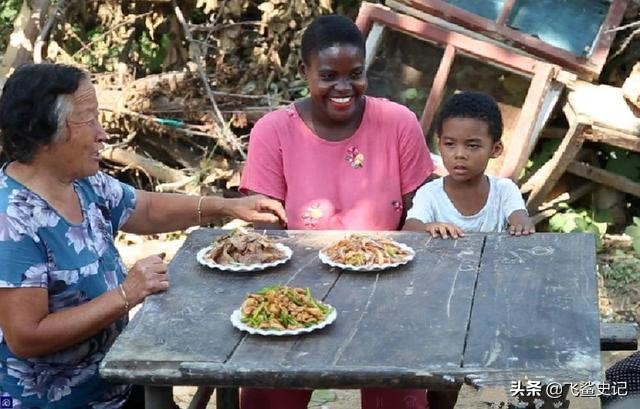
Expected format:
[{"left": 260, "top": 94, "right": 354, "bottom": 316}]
[{"left": 434, "top": 91, "right": 503, "bottom": 142}]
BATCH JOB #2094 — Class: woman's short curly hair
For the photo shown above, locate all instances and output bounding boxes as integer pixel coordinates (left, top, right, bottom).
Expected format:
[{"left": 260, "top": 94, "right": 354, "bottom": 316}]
[
  {"left": 434, "top": 91, "right": 503, "bottom": 142},
  {"left": 0, "top": 64, "right": 87, "bottom": 163},
  {"left": 300, "top": 14, "right": 365, "bottom": 65}
]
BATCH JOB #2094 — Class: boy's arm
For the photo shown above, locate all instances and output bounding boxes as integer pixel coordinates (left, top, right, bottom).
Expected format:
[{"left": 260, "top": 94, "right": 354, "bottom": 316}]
[
  {"left": 500, "top": 178, "right": 534, "bottom": 236},
  {"left": 507, "top": 209, "right": 535, "bottom": 236},
  {"left": 403, "top": 218, "right": 427, "bottom": 231},
  {"left": 403, "top": 181, "right": 464, "bottom": 239}
]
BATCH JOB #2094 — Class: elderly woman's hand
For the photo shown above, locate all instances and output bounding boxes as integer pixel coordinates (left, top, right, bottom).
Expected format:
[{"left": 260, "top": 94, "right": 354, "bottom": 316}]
[
  {"left": 122, "top": 253, "right": 169, "bottom": 306},
  {"left": 226, "top": 195, "right": 288, "bottom": 226}
]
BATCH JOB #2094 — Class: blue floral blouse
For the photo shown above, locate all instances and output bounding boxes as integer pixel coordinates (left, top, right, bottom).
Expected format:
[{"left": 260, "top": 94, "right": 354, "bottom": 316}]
[{"left": 0, "top": 167, "right": 137, "bottom": 409}]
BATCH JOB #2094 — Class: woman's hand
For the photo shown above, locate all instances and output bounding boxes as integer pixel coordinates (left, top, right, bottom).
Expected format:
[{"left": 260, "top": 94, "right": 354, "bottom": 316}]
[
  {"left": 424, "top": 222, "right": 465, "bottom": 239},
  {"left": 226, "top": 195, "right": 287, "bottom": 226},
  {"left": 122, "top": 253, "right": 169, "bottom": 306}
]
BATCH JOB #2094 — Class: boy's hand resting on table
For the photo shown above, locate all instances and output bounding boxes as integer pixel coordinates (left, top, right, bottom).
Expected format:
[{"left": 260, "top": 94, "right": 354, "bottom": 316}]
[
  {"left": 507, "top": 210, "right": 535, "bottom": 236},
  {"left": 403, "top": 219, "right": 464, "bottom": 239},
  {"left": 423, "top": 222, "right": 465, "bottom": 239}
]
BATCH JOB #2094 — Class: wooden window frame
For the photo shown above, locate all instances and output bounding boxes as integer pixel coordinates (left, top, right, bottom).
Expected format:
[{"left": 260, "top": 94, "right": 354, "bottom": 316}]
[
  {"left": 389, "top": 0, "right": 629, "bottom": 80},
  {"left": 356, "top": 2, "right": 561, "bottom": 179}
]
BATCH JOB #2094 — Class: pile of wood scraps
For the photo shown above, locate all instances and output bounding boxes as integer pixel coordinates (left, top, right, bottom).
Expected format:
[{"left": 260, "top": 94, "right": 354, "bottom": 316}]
[
  {"left": 356, "top": 0, "right": 638, "bottom": 227},
  {"left": 523, "top": 78, "right": 640, "bottom": 223}
]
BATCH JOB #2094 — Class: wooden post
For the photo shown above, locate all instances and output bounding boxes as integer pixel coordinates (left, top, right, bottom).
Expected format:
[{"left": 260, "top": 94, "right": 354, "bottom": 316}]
[
  {"left": 524, "top": 104, "right": 589, "bottom": 212},
  {"left": 420, "top": 44, "right": 456, "bottom": 134},
  {"left": 498, "top": 63, "right": 557, "bottom": 180},
  {"left": 495, "top": 0, "right": 516, "bottom": 27},
  {"left": 144, "top": 386, "right": 176, "bottom": 409},
  {"left": 187, "top": 386, "right": 215, "bottom": 409},
  {"left": 0, "top": 0, "right": 51, "bottom": 82},
  {"left": 567, "top": 161, "right": 640, "bottom": 198},
  {"left": 216, "top": 387, "right": 240, "bottom": 409}
]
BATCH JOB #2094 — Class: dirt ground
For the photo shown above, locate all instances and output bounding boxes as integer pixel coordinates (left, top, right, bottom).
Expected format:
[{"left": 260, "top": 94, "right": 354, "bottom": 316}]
[{"left": 116, "top": 232, "right": 639, "bottom": 409}]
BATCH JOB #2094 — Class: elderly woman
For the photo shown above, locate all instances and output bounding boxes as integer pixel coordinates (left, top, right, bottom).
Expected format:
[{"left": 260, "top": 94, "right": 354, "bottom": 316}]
[{"left": 0, "top": 64, "right": 286, "bottom": 408}]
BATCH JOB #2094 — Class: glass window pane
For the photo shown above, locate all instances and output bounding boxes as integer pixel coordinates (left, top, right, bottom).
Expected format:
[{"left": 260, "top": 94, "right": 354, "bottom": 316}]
[
  {"left": 443, "top": 0, "right": 505, "bottom": 20},
  {"left": 508, "top": 0, "right": 609, "bottom": 56}
]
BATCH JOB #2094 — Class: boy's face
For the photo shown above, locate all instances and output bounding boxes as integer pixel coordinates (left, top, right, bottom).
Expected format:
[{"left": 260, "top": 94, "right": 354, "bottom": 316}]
[{"left": 438, "top": 117, "right": 503, "bottom": 182}]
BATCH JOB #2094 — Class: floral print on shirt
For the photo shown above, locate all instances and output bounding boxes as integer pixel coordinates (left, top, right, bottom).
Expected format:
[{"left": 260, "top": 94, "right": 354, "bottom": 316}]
[
  {"left": 302, "top": 204, "right": 323, "bottom": 228},
  {"left": 0, "top": 168, "right": 136, "bottom": 408},
  {"left": 345, "top": 146, "right": 364, "bottom": 169}
]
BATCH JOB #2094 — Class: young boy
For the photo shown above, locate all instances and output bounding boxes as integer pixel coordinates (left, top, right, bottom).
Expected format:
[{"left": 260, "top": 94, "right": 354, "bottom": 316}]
[{"left": 404, "top": 91, "right": 534, "bottom": 238}]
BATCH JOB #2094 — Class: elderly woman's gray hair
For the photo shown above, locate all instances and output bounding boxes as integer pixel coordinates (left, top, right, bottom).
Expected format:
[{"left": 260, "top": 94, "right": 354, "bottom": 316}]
[{"left": 0, "top": 64, "right": 87, "bottom": 163}]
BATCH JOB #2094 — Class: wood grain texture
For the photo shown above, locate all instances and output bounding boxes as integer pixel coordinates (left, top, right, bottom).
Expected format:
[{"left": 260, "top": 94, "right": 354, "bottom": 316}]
[
  {"left": 102, "top": 231, "right": 601, "bottom": 393},
  {"left": 463, "top": 233, "right": 601, "bottom": 386}
]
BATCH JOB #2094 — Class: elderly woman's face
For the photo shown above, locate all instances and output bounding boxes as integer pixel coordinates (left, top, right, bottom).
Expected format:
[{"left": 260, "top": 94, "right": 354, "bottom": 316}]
[{"left": 51, "top": 79, "right": 106, "bottom": 178}]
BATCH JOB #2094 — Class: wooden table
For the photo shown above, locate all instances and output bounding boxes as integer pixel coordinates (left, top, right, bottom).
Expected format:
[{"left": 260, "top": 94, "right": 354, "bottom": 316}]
[{"left": 100, "top": 230, "right": 601, "bottom": 409}]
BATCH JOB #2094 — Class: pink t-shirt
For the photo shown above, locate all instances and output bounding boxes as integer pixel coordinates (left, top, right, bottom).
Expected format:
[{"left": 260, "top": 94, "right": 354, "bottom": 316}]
[{"left": 240, "top": 96, "right": 434, "bottom": 230}]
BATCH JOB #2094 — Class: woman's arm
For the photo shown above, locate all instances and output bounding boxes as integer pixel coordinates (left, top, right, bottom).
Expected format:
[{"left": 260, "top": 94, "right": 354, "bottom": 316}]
[
  {"left": 246, "top": 190, "right": 286, "bottom": 230},
  {"left": 0, "top": 287, "right": 128, "bottom": 358},
  {"left": 399, "top": 191, "right": 417, "bottom": 229},
  {"left": 0, "top": 254, "right": 168, "bottom": 358},
  {"left": 122, "top": 191, "right": 286, "bottom": 235}
]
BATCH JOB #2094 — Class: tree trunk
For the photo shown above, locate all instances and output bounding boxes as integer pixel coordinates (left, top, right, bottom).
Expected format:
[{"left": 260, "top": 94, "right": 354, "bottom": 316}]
[{"left": 0, "top": 0, "right": 52, "bottom": 83}]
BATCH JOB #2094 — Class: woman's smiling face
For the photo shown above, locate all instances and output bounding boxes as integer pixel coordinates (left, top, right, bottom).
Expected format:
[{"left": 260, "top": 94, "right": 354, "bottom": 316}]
[{"left": 301, "top": 44, "right": 367, "bottom": 124}]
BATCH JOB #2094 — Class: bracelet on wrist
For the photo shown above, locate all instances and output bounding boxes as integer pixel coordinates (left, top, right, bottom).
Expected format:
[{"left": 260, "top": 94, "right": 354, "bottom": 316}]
[
  {"left": 118, "top": 284, "right": 130, "bottom": 313},
  {"left": 197, "top": 196, "right": 206, "bottom": 225}
]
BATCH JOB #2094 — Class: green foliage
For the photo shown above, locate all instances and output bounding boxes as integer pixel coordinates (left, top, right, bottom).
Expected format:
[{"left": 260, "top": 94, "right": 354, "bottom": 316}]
[
  {"left": 0, "top": 0, "right": 22, "bottom": 51},
  {"left": 137, "top": 32, "right": 169, "bottom": 74},
  {"left": 604, "top": 148, "right": 640, "bottom": 182},
  {"left": 401, "top": 87, "right": 427, "bottom": 116},
  {"left": 548, "top": 204, "right": 611, "bottom": 247},
  {"left": 75, "top": 25, "right": 127, "bottom": 71},
  {"left": 523, "top": 139, "right": 561, "bottom": 180},
  {"left": 625, "top": 217, "right": 640, "bottom": 255},
  {"left": 600, "top": 250, "right": 640, "bottom": 290}
]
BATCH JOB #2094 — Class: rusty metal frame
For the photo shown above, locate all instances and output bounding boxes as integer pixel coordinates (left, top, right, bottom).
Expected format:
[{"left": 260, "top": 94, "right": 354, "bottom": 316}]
[
  {"left": 391, "top": 0, "right": 629, "bottom": 80},
  {"left": 356, "top": 2, "right": 559, "bottom": 179}
]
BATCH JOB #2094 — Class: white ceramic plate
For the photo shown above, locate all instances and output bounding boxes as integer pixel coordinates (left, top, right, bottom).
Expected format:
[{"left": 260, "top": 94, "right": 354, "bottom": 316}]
[
  {"left": 230, "top": 306, "right": 337, "bottom": 336},
  {"left": 196, "top": 243, "right": 292, "bottom": 272},
  {"left": 318, "top": 241, "right": 415, "bottom": 271}
]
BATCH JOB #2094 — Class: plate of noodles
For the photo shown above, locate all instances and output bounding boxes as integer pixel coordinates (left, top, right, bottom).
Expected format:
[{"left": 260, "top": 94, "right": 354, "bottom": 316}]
[
  {"left": 230, "top": 285, "right": 336, "bottom": 336},
  {"left": 197, "top": 229, "right": 292, "bottom": 272},
  {"left": 318, "top": 234, "right": 414, "bottom": 271}
]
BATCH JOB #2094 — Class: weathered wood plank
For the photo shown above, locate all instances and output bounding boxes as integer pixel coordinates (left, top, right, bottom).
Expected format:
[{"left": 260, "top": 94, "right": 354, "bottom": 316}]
[
  {"left": 498, "top": 63, "right": 557, "bottom": 180},
  {"left": 568, "top": 83, "right": 640, "bottom": 136},
  {"left": 227, "top": 233, "right": 484, "bottom": 378},
  {"left": 586, "top": 127, "right": 640, "bottom": 153},
  {"left": 567, "top": 161, "right": 640, "bottom": 198},
  {"left": 329, "top": 235, "right": 483, "bottom": 370},
  {"left": 103, "top": 229, "right": 332, "bottom": 366},
  {"left": 463, "top": 233, "right": 600, "bottom": 385},
  {"left": 524, "top": 105, "right": 588, "bottom": 212},
  {"left": 600, "top": 322, "right": 638, "bottom": 351},
  {"left": 103, "top": 230, "right": 483, "bottom": 389}
]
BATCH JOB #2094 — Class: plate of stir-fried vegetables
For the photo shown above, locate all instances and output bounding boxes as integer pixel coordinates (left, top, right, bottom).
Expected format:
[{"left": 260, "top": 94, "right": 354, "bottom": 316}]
[
  {"left": 319, "top": 234, "right": 415, "bottom": 271},
  {"left": 231, "top": 285, "right": 337, "bottom": 335},
  {"left": 197, "top": 229, "right": 292, "bottom": 272}
]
